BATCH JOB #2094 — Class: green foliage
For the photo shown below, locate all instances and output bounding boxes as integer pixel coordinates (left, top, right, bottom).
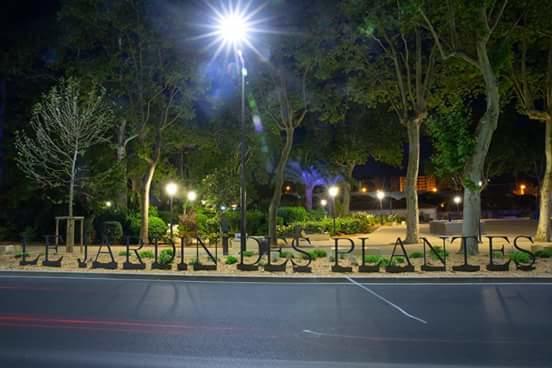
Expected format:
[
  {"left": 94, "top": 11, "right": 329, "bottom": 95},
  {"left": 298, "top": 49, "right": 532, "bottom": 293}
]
[
  {"left": 149, "top": 217, "right": 168, "bottom": 241},
  {"left": 380, "top": 258, "right": 397, "bottom": 267},
  {"left": 427, "top": 106, "right": 476, "bottom": 183},
  {"left": 224, "top": 210, "right": 267, "bottom": 235},
  {"left": 225, "top": 255, "right": 238, "bottom": 265},
  {"left": 277, "top": 207, "right": 310, "bottom": 224},
  {"left": 128, "top": 209, "right": 168, "bottom": 241},
  {"left": 394, "top": 256, "right": 405, "bottom": 264},
  {"left": 313, "top": 249, "right": 327, "bottom": 258},
  {"left": 158, "top": 248, "right": 174, "bottom": 265},
  {"left": 535, "top": 248, "right": 552, "bottom": 258},
  {"left": 492, "top": 251, "right": 505, "bottom": 259},
  {"left": 430, "top": 246, "right": 449, "bottom": 260},
  {"left": 509, "top": 251, "right": 531, "bottom": 264},
  {"left": 14, "top": 251, "right": 30, "bottom": 258},
  {"left": 241, "top": 250, "right": 254, "bottom": 257},
  {"left": 280, "top": 250, "right": 295, "bottom": 259},
  {"left": 102, "top": 221, "right": 123, "bottom": 243},
  {"left": 409, "top": 251, "right": 423, "bottom": 259},
  {"left": 364, "top": 255, "right": 382, "bottom": 264},
  {"left": 139, "top": 250, "right": 154, "bottom": 259},
  {"left": 118, "top": 250, "right": 129, "bottom": 257}
]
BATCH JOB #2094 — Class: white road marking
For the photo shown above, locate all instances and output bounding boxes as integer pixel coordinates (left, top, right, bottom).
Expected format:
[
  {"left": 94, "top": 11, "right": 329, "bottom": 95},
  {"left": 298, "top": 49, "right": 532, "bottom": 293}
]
[{"left": 345, "top": 276, "right": 428, "bottom": 325}]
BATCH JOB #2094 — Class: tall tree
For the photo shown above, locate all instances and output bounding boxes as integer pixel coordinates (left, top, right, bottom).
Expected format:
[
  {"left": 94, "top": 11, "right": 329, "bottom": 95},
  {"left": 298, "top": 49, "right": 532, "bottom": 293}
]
[
  {"left": 420, "top": 0, "right": 511, "bottom": 252},
  {"left": 15, "top": 78, "right": 113, "bottom": 251},
  {"left": 509, "top": 2, "right": 552, "bottom": 241},
  {"left": 59, "top": 1, "right": 200, "bottom": 242}
]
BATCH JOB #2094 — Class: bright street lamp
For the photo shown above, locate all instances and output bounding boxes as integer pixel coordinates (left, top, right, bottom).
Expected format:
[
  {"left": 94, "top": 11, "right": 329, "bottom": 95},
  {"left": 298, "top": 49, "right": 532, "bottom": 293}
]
[
  {"left": 165, "top": 182, "right": 178, "bottom": 240},
  {"left": 187, "top": 190, "right": 197, "bottom": 202},
  {"left": 216, "top": 14, "right": 249, "bottom": 45},
  {"left": 453, "top": 195, "right": 462, "bottom": 212},
  {"left": 376, "top": 190, "right": 385, "bottom": 210},
  {"left": 320, "top": 199, "right": 328, "bottom": 207},
  {"left": 105, "top": 201, "right": 112, "bottom": 208}
]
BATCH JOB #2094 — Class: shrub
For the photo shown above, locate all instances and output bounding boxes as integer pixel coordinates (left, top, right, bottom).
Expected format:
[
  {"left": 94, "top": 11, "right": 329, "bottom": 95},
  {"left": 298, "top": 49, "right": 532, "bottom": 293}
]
[
  {"left": 241, "top": 250, "right": 254, "bottom": 257},
  {"left": 102, "top": 221, "right": 123, "bottom": 243},
  {"left": 364, "top": 255, "right": 382, "bottom": 264},
  {"left": 118, "top": 250, "right": 130, "bottom": 257},
  {"left": 277, "top": 206, "right": 310, "bottom": 224},
  {"left": 280, "top": 250, "right": 295, "bottom": 259},
  {"left": 535, "top": 248, "right": 552, "bottom": 258},
  {"left": 313, "top": 249, "right": 327, "bottom": 258},
  {"left": 409, "top": 251, "right": 423, "bottom": 259},
  {"left": 148, "top": 216, "right": 168, "bottom": 241},
  {"left": 510, "top": 251, "right": 530, "bottom": 263},
  {"left": 492, "top": 251, "right": 504, "bottom": 259},
  {"left": 430, "top": 246, "right": 448, "bottom": 260},
  {"left": 158, "top": 248, "right": 174, "bottom": 265},
  {"left": 225, "top": 255, "right": 238, "bottom": 264},
  {"left": 395, "top": 256, "right": 405, "bottom": 264},
  {"left": 139, "top": 250, "right": 154, "bottom": 259},
  {"left": 380, "top": 258, "right": 397, "bottom": 267},
  {"left": 14, "top": 251, "right": 30, "bottom": 258},
  {"left": 127, "top": 208, "right": 168, "bottom": 241}
]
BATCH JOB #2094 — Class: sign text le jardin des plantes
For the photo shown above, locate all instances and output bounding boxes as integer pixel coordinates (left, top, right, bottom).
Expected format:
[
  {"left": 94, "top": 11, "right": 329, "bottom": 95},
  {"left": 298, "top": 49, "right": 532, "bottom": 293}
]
[{"left": 16, "top": 234, "right": 539, "bottom": 273}]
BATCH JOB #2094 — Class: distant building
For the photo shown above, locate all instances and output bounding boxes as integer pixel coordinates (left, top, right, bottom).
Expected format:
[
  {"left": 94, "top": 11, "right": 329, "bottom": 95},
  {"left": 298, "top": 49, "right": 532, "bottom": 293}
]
[{"left": 399, "top": 176, "right": 437, "bottom": 193}]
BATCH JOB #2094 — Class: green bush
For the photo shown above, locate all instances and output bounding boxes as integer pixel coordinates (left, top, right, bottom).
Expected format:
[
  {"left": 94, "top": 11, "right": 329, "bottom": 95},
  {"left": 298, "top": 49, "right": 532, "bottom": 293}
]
[
  {"left": 148, "top": 216, "right": 168, "bottom": 240},
  {"left": 364, "top": 255, "right": 382, "bottom": 264},
  {"left": 395, "top": 256, "right": 405, "bottom": 264},
  {"left": 409, "top": 251, "right": 423, "bottom": 259},
  {"left": 280, "top": 250, "right": 295, "bottom": 259},
  {"left": 158, "top": 248, "right": 174, "bottom": 265},
  {"left": 102, "top": 221, "right": 123, "bottom": 243},
  {"left": 225, "top": 209, "right": 267, "bottom": 235},
  {"left": 313, "top": 249, "right": 327, "bottom": 258},
  {"left": 225, "top": 255, "right": 238, "bottom": 264},
  {"left": 241, "top": 250, "right": 254, "bottom": 257},
  {"left": 380, "top": 258, "right": 397, "bottom": 267},
  {"left": 127, "top": 208, "right": 168, "bottom": 241},
  {"left": 118, "top": 250, "right": 130, "bottom": 257},
  {"left": 277, "top": 207, "right": 309, "bottom": 224},
  {"left": 510, "top": 251, "right": 531, "bottom": 263},
  {"left": 139, "top": 250, "right": 154, "bottom": 259},
  {"left": 430, "top": 246, "right": 448, "bottom": 260},
  {"left": 535, "top": 248, "right": 552, "bottom": 258},
  {"left": 492, "top": 251, "right": 505, "bottom": 259}
]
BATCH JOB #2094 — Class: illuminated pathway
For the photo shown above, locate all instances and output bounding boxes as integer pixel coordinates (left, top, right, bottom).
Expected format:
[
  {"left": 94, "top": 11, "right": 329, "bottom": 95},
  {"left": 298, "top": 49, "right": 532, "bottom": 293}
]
[{"left": 0, "top": 272, "right": 550, "bottom": 367}]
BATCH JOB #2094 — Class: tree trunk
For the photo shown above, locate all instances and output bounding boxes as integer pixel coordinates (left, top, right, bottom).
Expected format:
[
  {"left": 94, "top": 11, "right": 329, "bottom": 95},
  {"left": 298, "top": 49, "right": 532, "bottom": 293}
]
[
  {"left": 140, "top": 161, "right": 157, "bottom": 243},
  {"left": 268, "top": 129, "right": 294, "bottom": 244},
  {"left": 405, "top": 120, "right": 420, "bottom": 244},
  {"left": 66, "top": 148, "right": 78, "bottom": 253},
  {"left": 341, "top": 164, "right": 354, "bottom": 216},
  {"left": 462, "top": 40, "right": 500, "bottom": 254},
  {"left": 305, "top": 184, "right": 314, "bottom": 210},
  {"left": 535, "top": 121, "right": 552, "bottom": 241},
  {"left": 116, "top": 145, "right": 128, "bottom": 211}
]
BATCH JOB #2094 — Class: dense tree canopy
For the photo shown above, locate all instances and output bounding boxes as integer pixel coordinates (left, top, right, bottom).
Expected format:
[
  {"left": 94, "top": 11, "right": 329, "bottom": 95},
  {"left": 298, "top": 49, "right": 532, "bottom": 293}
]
[{"left": 0, "top": 0, "right": 547, "bottom": 246}]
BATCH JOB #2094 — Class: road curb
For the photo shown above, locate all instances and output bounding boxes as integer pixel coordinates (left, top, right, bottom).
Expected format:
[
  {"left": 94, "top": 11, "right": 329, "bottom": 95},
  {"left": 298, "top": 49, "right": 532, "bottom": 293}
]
[{"left": 1, "top": 269, "right": 552, "bottom": 283}]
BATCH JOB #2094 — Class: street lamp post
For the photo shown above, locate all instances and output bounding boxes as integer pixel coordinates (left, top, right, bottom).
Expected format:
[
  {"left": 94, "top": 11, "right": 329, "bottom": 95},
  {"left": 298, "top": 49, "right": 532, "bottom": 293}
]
[
  {"left": 238, "top": 51, "right": 247, "bottom": 255},
  {"left": 165, "top": 182, "right": 178, "bottom": 240},
  {"left": 328, "top": 186, "right": 339, "bottom": 234}
]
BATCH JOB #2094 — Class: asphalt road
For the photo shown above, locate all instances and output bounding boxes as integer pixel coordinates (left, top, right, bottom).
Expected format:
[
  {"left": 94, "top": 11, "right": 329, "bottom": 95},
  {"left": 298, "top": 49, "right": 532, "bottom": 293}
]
[{"left": 0, "top": 273, "right": 551, "bottom": 367}]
